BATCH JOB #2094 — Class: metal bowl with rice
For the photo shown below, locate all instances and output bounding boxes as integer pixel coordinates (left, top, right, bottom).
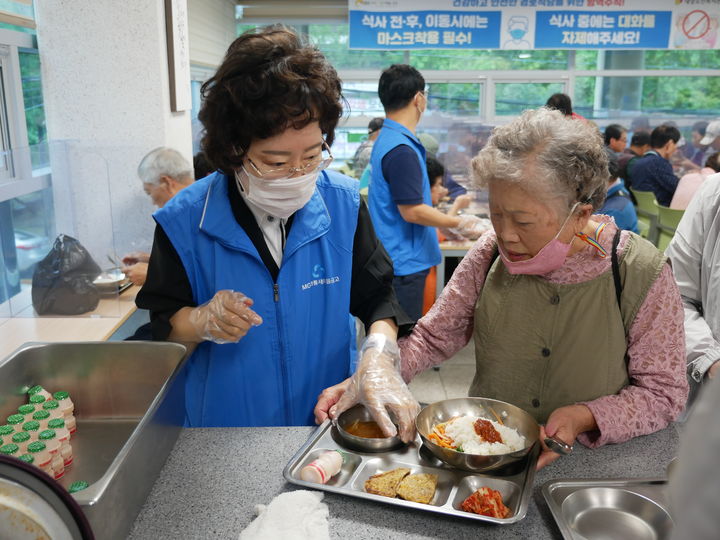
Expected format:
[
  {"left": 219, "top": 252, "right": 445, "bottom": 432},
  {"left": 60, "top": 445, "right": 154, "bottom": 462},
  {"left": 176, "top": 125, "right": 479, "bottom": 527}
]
[{"left": 416, "top": 397, "right": 540, "bottom": 473}]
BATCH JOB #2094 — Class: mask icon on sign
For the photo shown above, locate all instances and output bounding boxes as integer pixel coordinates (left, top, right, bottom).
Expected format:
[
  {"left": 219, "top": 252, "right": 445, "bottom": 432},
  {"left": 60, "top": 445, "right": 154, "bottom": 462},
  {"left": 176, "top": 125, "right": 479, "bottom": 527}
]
[{"left": 504, "top": 16, "right": 531, "bottom": 50}]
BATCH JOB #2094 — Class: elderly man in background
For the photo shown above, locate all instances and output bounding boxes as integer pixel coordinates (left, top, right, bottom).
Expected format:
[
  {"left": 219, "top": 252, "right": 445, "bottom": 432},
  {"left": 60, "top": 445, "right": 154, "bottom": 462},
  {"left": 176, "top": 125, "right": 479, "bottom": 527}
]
[
  {"left": 121, "top": 147, "right": 193, "bottom": 285},
  {"left": 629, "top": 124, "right": 681, "bottom": 206},
  {"left": 604, "top": 124, "right": 627, "bottom": 155},
  {"left": 618, "top": 131, "right": 651, "bottom": 186},
  {"left": 666, "top": 170, "right": 720, "bottom": 406}
]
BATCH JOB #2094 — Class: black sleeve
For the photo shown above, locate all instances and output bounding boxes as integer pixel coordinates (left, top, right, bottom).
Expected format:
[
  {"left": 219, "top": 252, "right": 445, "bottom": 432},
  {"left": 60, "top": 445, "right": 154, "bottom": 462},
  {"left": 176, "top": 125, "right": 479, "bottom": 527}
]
[
  {"left": 349, "top": 199, "right": 414, "bottom": 337},
  {"left": 135, "top": 225, "right": 195, "bottom": 340},
  {"left": 381, "top": 145, "right": 426, "bottom": 205}
]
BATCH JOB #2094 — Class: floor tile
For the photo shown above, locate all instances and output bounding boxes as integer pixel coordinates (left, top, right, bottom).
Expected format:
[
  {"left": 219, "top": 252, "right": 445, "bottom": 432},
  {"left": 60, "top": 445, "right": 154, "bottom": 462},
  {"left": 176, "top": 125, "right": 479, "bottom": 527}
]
[
  {"left": 408, "top": 368, "right": 446, "bottom": 404},
  {"left": 438, "top": 365, "right": 475, "bottom": 399}
]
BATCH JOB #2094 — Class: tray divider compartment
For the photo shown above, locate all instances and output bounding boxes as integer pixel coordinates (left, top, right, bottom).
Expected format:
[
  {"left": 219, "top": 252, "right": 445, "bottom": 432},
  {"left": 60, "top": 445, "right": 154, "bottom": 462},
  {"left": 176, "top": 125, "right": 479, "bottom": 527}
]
[{"left": 284, "top": 421, "right": 538, "bottom": 524}]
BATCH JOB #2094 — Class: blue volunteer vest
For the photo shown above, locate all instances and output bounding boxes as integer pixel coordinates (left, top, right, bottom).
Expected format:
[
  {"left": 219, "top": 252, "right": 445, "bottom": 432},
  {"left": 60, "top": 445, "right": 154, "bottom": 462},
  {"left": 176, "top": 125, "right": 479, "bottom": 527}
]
[
  {"left": 368, "top": 118, "right": 441, "bottom": 276},
  {"left": 154, "top": 170, "right": 359, "bottom": 427}
]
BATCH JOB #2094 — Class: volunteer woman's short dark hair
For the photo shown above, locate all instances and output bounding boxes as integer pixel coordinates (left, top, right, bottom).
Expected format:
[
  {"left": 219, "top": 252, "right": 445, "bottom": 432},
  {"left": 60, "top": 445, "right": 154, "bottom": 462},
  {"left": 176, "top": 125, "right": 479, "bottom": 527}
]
[
  {"left": 198, "top": 25, "right": 344, "bottom": 174},
  {"left": 378, "top": 64, "right": 425, "bottom": 112}
]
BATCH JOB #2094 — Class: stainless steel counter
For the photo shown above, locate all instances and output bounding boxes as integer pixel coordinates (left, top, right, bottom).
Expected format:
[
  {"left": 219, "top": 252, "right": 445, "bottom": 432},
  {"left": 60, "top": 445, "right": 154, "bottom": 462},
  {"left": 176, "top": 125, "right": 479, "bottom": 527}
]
[{"left": 128, "top": 424, "right": 679, "bottom": 539}]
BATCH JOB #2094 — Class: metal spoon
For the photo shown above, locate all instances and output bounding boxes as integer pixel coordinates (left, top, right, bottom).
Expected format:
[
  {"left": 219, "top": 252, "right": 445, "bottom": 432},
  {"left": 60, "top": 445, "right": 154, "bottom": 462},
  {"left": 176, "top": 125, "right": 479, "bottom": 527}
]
[{"left": 544, "top": 435, "right": 574, "bottom": 455}]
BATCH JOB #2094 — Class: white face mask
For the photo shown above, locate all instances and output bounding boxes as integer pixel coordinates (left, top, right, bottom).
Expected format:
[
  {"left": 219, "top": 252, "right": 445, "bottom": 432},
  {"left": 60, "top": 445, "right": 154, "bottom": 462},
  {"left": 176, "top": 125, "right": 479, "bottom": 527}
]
[{"left": 234, "top": 166, "right": 320, "bottom": 219}]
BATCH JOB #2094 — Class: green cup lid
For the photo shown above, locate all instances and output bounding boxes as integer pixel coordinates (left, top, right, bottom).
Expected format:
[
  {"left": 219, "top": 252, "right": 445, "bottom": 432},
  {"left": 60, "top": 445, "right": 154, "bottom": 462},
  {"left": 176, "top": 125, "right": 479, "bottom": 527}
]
[
  {"left": 42, "top": 400, "right": 59, "bottom": 410},
  {"left": 27, "top": 385, "right": 44, "bottom": 396},
  {"left": 69, "top": 481, "right": 89, "bottom": 493},
  {"left": 32, "top": 410, "right": 50, "bottom": 421},
  {"left": 19, "top": 454, "right": 34, "bottom": 464},
  {"left": 0, "top": 425, "right": 14, "bottom": 436},
  {"left": 38, "top": 429, "right": 56, "bottom": 441},
  {"left": 29, "top": 394, "right": 46, "bottom": 405},
  {"left": 48, "top": 419, "right": 65, "bottom": 429},
  {"left": 0, "top": 443, "right": 19, "bottom": 455},
  {"left": 7, "top": 414, "right": 24, "bottom": 425},
  {"left": 22, "top": 421, "right": 40, "bottom": 432},
  {"left": 12, "top": 431, "right": 30, "bottom": 443},
  {"left": 53, "top": 391, "right": 69, "bottom": 401},
  {"left": 27, "top": 441, "right": 46, "bottom": 453},
  {"left": 17, "top": 404, "right": 35, "bottom": 415}
]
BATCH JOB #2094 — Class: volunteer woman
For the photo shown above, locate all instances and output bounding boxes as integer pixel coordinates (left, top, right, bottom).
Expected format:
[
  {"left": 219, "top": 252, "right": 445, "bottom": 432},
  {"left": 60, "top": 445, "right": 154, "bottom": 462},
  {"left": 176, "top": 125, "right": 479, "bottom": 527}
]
[
  {"left": 137, "top": 26, "right": 411, "bottom": 428},
  {"left": 317, "top": 108, "right": 689, "bottom": 468}
]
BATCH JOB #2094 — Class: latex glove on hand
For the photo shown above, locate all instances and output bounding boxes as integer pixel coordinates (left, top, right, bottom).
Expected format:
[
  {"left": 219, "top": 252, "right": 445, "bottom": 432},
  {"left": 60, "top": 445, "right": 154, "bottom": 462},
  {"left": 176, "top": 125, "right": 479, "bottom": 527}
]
[
  {"left": 329, "top": 334, "right": 420, "bottom": 443},
  {"left": 451, "top": 214, "right": 490, "bottom": 241},
  {"left": 188, "top": 290, "right": 263, "bottom": 344}
]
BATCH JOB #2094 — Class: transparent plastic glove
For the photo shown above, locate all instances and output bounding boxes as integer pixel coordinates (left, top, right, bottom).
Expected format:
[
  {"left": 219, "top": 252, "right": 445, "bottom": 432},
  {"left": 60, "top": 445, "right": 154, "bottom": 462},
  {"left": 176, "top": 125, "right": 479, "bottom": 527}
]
[
  {"left": 330, "top": 334, "right": 420, "bottom": 443},
  {"left": 451, "top": 214, "right": 490, "bottom": 241},
  {"left": 188, "top": 290, "right": 263, "bottom": 344}
]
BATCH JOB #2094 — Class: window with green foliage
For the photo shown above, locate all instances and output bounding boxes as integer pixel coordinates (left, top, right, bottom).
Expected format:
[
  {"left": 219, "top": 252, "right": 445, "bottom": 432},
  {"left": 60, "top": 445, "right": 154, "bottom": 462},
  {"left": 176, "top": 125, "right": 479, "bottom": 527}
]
[
  {"left": 235, "top": 19, "right": 720, "bottom": 125},
  {"left": 19, "top": 51, "right": 47, "bottom": 169},
  {"left": 574, "top": 76, "right": 720, "bottom": 118},
  {"left": 427, "top": 83, "right": 482, "bottom": 116},
  {"left": 495, "top": 82, "right": 565, "bottom": 116}
]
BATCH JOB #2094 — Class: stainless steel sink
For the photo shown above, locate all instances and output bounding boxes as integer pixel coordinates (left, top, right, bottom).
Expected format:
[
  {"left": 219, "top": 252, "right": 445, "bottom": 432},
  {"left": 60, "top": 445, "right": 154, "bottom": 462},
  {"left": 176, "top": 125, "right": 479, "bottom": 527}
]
[{"left": 0, "top": 341, "right": 188, "bottom": 540}]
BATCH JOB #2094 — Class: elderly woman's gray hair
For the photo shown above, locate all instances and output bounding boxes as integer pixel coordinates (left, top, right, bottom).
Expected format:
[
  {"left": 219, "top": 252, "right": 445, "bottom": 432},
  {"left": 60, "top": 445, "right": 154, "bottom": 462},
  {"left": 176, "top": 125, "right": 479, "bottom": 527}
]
[
  {"left": 137, "top": 147, "right": 193, "bottom": 185},
  {"left": 471, "top": 108, "right": 608, "bottom": 213}
]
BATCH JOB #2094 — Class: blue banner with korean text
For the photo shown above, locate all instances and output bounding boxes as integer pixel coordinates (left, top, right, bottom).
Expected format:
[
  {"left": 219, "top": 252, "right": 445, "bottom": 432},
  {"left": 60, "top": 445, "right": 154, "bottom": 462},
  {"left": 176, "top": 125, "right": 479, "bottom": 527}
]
[
  {"left": 349, "top": 10, "right": 502, "bottom": 49},
  {"left": 348, "top": 0, "right": 720, "bottom": 51},
  {"left": 535, "top": 11, "right": 672, "bottom": 48}
]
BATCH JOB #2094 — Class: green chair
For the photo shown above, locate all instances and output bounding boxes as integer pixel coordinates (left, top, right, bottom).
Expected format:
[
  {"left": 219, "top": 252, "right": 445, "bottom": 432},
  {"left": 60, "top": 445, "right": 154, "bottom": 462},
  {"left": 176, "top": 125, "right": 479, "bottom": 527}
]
[
  {"left": 654, "top": 200, "right": 684, "bottom": 252},
  {"left": 630, "top": 188, "right": 659, "bottom": 246},
  {"left": 636, "top": 220, "right": 650, "bottom": 239}
]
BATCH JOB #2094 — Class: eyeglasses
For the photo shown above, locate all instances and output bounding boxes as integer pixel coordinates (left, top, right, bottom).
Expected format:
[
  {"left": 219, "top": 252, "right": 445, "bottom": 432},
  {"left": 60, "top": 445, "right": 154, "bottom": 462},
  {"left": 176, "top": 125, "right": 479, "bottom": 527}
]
[{"left": 245, "top": 141, "right": 333, "bottom": 180}]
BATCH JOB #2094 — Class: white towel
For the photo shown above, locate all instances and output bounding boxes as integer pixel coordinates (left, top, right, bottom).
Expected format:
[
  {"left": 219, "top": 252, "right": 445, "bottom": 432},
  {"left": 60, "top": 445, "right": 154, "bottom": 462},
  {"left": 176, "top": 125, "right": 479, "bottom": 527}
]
[{"left": 239, "top": 490, "right": 330, "bottom": 540}]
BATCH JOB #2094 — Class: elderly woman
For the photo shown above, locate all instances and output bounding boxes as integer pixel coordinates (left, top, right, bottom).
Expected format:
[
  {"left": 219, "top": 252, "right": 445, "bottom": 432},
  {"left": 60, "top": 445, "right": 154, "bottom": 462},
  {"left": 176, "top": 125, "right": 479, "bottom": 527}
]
[{"left": 316, "top": 108, "right": 688, "bottom": 469}]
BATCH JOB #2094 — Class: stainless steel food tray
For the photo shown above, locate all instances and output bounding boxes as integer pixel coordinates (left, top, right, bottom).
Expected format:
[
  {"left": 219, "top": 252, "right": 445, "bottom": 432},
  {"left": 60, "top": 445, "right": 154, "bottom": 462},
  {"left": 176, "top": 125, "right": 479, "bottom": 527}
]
[
  {"left": 283, "top": 420, "right": 539, "bottom": 524},
  {"left": 542, "top": 478, "right": 673, "bottom": 540},
  {"left": 0, "top": 341, "right": 188, "bottom": 540}
]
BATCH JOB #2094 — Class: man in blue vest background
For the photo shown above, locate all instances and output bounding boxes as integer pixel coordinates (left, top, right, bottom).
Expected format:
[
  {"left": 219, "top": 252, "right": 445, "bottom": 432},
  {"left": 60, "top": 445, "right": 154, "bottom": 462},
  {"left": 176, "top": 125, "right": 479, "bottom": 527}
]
[{"left": 368, "top": 64, "right": 483, "bottom": 321}]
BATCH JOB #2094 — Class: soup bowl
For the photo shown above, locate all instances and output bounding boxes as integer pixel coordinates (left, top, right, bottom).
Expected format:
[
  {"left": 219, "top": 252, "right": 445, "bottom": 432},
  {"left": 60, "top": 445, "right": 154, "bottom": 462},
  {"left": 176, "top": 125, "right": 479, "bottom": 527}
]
[{"left": 334, "top": 404, "right": 405, "bottom": 453}]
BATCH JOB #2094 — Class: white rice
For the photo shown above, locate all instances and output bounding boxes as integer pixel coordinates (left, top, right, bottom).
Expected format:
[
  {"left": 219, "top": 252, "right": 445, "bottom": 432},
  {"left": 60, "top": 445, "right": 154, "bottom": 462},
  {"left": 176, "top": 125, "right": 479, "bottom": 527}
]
[{"left": 443, "top": 416, "right": 525, "bottom": 455}]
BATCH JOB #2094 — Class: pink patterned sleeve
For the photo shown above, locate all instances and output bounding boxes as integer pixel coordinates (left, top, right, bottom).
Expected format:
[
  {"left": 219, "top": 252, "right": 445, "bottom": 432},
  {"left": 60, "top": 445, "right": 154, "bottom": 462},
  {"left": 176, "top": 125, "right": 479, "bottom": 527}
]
[
  {"left": 398, "top": 232, "right": 498, "bottom": 383},
  {"left": 578, "top": 263, "right": 689, "bottom": 448}
]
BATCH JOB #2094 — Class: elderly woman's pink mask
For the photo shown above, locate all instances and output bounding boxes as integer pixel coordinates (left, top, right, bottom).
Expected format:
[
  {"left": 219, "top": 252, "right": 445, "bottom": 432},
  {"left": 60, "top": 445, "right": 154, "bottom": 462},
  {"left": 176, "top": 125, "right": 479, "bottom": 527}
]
[{"left": 498, "top": 203, "right": 578, "bottom": 275}]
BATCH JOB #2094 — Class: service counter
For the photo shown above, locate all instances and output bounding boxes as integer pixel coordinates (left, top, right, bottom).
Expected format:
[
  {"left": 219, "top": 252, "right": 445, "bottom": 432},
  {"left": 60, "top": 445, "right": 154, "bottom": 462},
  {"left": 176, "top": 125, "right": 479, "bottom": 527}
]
[{"left": 128, "top": 424, "right": 679, "bottom": 539}]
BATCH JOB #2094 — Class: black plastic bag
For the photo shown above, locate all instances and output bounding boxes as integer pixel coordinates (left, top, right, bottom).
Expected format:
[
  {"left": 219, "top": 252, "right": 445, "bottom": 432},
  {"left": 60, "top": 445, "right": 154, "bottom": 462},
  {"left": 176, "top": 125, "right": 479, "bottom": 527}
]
[{"left": 31, "top": 234, "right": 102, "bottom": 315}]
